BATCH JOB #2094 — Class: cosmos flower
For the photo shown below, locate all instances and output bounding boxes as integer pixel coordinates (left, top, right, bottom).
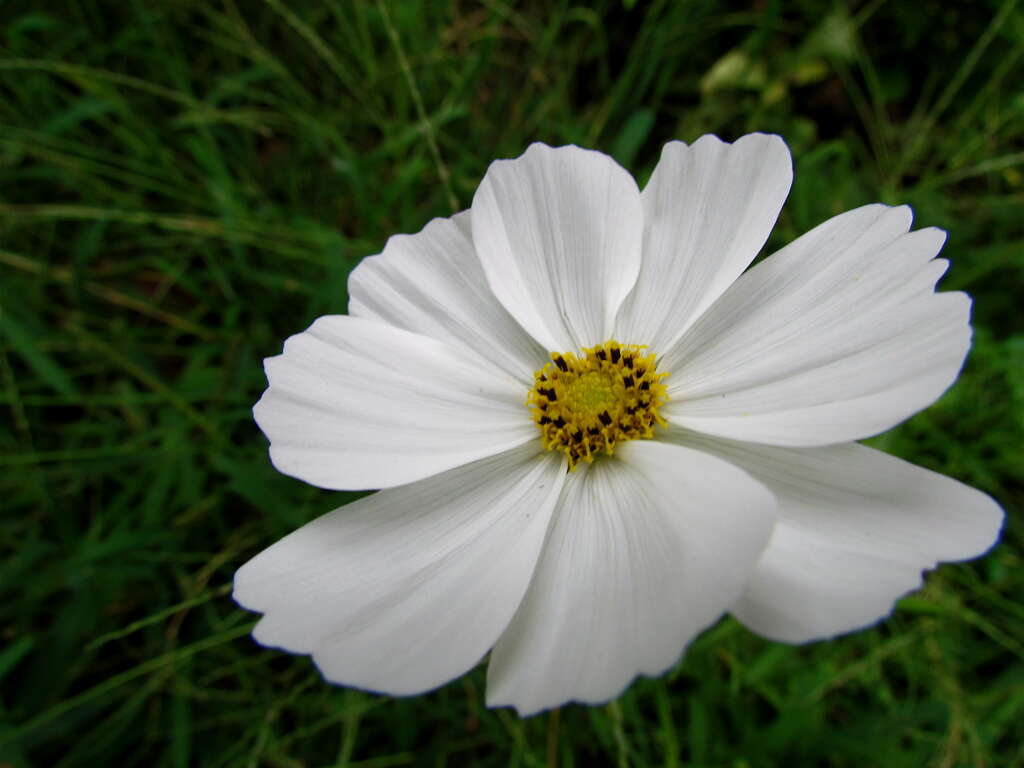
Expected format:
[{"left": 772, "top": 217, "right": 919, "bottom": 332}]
[{"left": 234, "top": 135, "right": 1004, "bottom": 715}]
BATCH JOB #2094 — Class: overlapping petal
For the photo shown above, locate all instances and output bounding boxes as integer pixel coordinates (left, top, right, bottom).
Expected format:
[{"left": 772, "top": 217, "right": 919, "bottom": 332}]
[
  {"left": 234, "top": 444, "right": 567, "bottom": 695},
  {"left": 485, "top": 440, "right": 776, "bottom": 714},
  {"left": 471, "top": 143, "right": 644, "bottom": 352},
  {"left": 348, "top": 212, "right": 547, "bottom": 385},
  {"left": 615, "top": 134, "right": 792, "bottom": 350},
  {"left": 668, "top": 429, "right": 1004, "bottom": 642},
  {"left": 254, "top": 315, "right": 536, "bottom": 490},
  {"left": 661, "top": 204, "right": 970, "bottom": 446}
]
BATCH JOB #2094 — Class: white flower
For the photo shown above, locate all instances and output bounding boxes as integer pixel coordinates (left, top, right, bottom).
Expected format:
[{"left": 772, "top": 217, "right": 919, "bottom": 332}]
[{"left": 234, "top": 135, "right": 1004, "bottom": 715}]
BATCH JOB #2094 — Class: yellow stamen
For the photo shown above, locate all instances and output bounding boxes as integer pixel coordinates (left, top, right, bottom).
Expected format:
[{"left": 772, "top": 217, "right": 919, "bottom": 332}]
[{"left": 527, "top": 340, "right": 669, "bottom": 469}]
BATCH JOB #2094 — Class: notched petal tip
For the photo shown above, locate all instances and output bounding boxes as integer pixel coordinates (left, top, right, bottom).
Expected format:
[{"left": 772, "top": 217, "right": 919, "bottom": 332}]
[
  {"left": 941, "top": 484, "right": 1006, "bottom": 563},
  {"left": 490, "top": 141, "right": 579, "bottom": 167},
  {"left": 888, "top": 202, "right": 915, "bottom": 229},
  {"left": 490, "top": 142, "right": 639, "bottom": 185},
  {"left": 249, "top": 613, "right": 299, "bottom": 650},
  {"left": 731, "top": 130, "right": 792, "bottom": 155},
  {"left": 230, "top": 575, "right": 262, "bottom": 616},
  {"left": 484, "top": 682, "right": 633, "bottom": 718},
  {"left": 660, "top": 131, "right": 792, "bottom": 160},
  {"left": 919, "top": 224, "right": 949, "bottom": 247},
  {"left": 522, "top": 140, "right": 601, "bottom": 155},
  {"left": 845, "top": 202, "right": 914, "bottom": 232}
]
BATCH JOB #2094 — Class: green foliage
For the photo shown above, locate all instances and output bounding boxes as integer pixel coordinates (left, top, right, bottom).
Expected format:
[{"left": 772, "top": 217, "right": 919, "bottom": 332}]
[{"left": 1, "top": 0, "right": 1022, "bottom": 765}]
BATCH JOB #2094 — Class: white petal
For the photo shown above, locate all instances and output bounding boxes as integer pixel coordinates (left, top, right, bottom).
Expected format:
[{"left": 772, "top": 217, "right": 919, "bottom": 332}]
[
  {"left": 471, "top": 143, "right": 643, "bottom": 353},
  {"left": 662, "top": 204, "right": 971, "bottom": 445},
  {"left": 348, "top": 211, "right": 547, "bottom": 386},
  {"left": 615, "top": 134, "right": 792, "bottom": 350},
  {"left": 234, "top": 444, "right": 567, "bottom": 695},
  {"left": 485, "top": 440, "right": 776, "bottom": 715},
  {"left": 254, "top": 315, "right": 536, "bottom": 490},
  {"left": 669, "top": 430, "right": 1004, "bottom": 643}
]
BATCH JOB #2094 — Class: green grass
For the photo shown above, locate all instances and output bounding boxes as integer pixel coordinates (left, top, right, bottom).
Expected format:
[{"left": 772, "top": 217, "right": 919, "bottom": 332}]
[{"left": 1, "top": 0, "right": 1022, "bottom": 765}]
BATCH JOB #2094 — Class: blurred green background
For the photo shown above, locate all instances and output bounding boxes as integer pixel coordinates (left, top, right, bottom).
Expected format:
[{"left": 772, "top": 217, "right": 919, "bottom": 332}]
[{"left": 1, "top": 0, "right": 1022, "bottom": 766}]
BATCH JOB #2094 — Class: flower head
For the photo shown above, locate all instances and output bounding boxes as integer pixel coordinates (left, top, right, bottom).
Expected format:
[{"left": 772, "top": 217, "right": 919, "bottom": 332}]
[{"left": 235, "top": 135, "right": 1004, "bottom": 715}]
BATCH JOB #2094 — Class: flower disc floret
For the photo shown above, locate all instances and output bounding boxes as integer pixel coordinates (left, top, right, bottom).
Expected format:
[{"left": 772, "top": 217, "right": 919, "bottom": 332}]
[{"left": 528, "top": 341, "right": 669, "bottom": 468}]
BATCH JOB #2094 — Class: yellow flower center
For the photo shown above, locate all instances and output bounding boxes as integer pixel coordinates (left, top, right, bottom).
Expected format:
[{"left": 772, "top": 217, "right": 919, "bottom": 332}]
[{"left": 528, "top": 340, "right": 669, "bottom": 469}]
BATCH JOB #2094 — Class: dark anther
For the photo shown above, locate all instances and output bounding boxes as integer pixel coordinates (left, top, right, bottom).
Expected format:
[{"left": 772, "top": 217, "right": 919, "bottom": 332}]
[
  {"left": 623, "top": 355, "right": 633, "bottom": 368},
  {"left": 539, "top": 416, "right": 552, "bottom": 425},
  {"left": 610, "top": 348, "right": 621, "bottom": 363},
  {"left": 539, "top": 387, "right": 556, "bottom": 400},
  {"left": 596, "top": 349, "right": 607, "bottom": 360},
  {"left": 634, "top": 367, "right": 645, "bottom": 376},
  {"left": 573, "top": 430, "right": 584, "bottom": 442},
  {"left": 554, "top": 356, "right": 569, "bottom": 372},
  {"left": 588, "top": 426, "right": 600, "bottom": 435},
  {"left": 639, "top": 381, "right": 650, "bottom": 391},
  {"left": 622, "top": 375, "right": 635, "bottom": 388},
  {"left": 598, "top": 411, "right": 612, "bottom": 426},
  {"left": 553, "top": 417, "right": 566, "bottom": 428}
]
